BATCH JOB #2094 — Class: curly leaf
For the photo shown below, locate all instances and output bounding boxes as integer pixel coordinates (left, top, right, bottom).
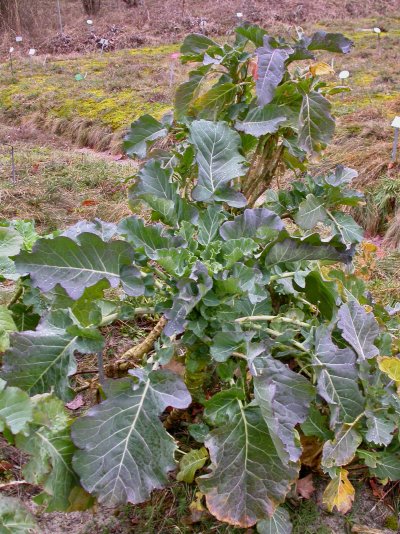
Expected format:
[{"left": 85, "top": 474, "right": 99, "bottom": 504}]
[
  {"left": 190, "top": 120, "right": 247, "bottom": 207},
  {"left": 253, "top": 355, "right": 315, "bottom": 462},
  {"left": 198, "top": 404, "right": 299, "bottom": 528},
  {"left": 337, "top": 301, "right": 379, "bottom": 362},
  {"left": 15, "top": 233, "right": 143, "bottom": 300},
  {"left": 323, "top": 468, "right": 355, "bottom": 514},
  {"left": 72, "top": 369, "right": 191, "bottom": 505},
  {"left": 124, "top": 114, "right": 167, "bottom": 159},
  {"left": 256, "top": 37, "right": 292, "bottom": 105},
  {"left": 313, "top": 327, "right": 364, "bottom": 427}
]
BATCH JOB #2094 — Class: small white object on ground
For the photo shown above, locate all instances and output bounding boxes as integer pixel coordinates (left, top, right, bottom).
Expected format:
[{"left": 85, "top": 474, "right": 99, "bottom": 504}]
[
  {"left": 339, "top": 70, "right": 350, "bottom": 79},
  {"left": 373, "top": 27, "right": 381, "bottom": 34},
  {"left": 87, "top": 19, "right": 93, "bottom": 25},
  {"left": 16, "top": 36, "right": 23, "bottom": 42},
  {"left": 28, "top": 49, "right": 36, "bottom": 56},
  {"left": 9, "top": 47, "right": 14, "bottom": 53}
]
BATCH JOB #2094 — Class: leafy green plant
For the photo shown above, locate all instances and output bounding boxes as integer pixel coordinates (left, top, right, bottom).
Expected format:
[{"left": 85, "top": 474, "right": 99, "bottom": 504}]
[{"left": 0, "top": 25, "right": 400, "bottom": 533}]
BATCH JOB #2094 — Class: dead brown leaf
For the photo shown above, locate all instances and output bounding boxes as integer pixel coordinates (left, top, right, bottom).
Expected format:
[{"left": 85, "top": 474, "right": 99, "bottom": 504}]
[{"left": 296, "top": 474, "right": 315, "bottom": 499}]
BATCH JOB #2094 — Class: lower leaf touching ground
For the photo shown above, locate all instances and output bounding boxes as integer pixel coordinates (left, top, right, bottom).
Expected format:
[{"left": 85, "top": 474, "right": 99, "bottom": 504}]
[
  {"left": 0, "top": 495, "right": 37, "bottom": 534},
  {"left": 323, "top": 468, "right": 355, "bottom": 514},
  {"left": 176, "top": 447, "right": 208, "bottom": 483},
  {"left": 72, "top": 369, "right": 191, "bottom": 505},
  {"left": 257, "top": 506, "right": 293, "bottom": 534},
  {"left": 198, "top": 404, "right": 299, "bottom": 528}
]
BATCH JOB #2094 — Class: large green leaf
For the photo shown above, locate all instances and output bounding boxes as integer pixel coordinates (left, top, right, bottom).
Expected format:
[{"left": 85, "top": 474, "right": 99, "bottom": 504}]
[
  {"left": 294, "top": 194, "right": 327, "bottom": 230},
  {"left": 362, "top": 451, "right": 400, "bottom": 481},
  {"left": 235, "top": 105, "right": 287, "bottom": 137},
  {"left": 124, "top": 114, "right": 167, "bottom": 159},
  {"left": 257, "top": 507, "right": 292, "bottom": 534},
  {"left": 72, "top": 369, "right": 191, "bottom": 505},
  {"left": 308, "top": 31, "right": 353, "bottom": 54},
  {"left": 337, "top": 301, "right": 379, "bottom": 362},
  {"left": 0, "top": 496, "right": 37, "bottom": 534},
  {"left": 189, "top": 120, "right": 247, "bottom": 207},
  {"left": 129, "top": 159, "right": 198, "bottom": 226},
  {"left": 327, "top": 212, "right": 363, "bottom": 245},
  {"left": 256, "top": 37, "right": 292, "bottom": 105},
  {"left": 175, "top": 66, "right": 209, "bottom": 122},
  {"left": 253, "top": 355, "right": 315, "bottom": 462},
  {"left": 0, "top": 305, "right": 17, "bottom": 352},
  {"left": 0, "top": 378, "right": 32, "bottom": 435},
  {"left": 236, "top": 24, "right": 267, "bottom": 47},
  {"left": 204, "top": 388, "right": 245, "bottom": 426},
  {"left": 197, "top": 205, "right": 226, "bottom": 246},
  {"left": 198, "top": 404, "right": 299, "bottom": 527},
  {"left": 298, "top": 90, "right": 334, "bottom": 154},
  {"left": 16, "top": 394, "right": 81, "bottom": 511},
  {"left": 0, "top": 226, "right": 23, "bottom": 257},
  {"left": 265, "top": 235, "right": 353, "bottom": 266},
  {"left": 15, "top": 233, "right": 143, "bottom": 300},
  {"left": 321, "top": 425, "right": 362, "bottom": 468},
  {"left": 192, "top": 83, "right": 237, "bottom": 120},
  {"left": 118, "top": 216, "right": 185, "bottom": 259},
  {"left": 220, "top": 208, "right": 284, "bottom": 241},
  {"left": 365, "top": 412, "right": 395, "bottom": 446},
  {"left": 2, "top": 319, "right": 81, "bottom": 401},
  {"left": 313, "top": 327, "right": 364, "bottom": 427},
  {"left": 180, "top": 33, "right": 216, "bottom": 57}
]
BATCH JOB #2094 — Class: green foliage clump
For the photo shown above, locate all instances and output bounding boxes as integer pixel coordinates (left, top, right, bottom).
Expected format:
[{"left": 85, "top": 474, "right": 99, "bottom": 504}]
[{"left": 0, "top": 25, "right": 400, "bottom": 533}]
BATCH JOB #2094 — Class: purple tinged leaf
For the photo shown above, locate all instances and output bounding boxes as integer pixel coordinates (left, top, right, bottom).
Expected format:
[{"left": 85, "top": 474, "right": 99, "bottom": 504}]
[
  {"left": 256, "top": 37, "right": 292, "bottom": 105},
  {"left": 220, "top": 208, "right": 284, "bottom": 241},
  {"left": 337, "top": 301, "right": 380, "bottom": 362}
]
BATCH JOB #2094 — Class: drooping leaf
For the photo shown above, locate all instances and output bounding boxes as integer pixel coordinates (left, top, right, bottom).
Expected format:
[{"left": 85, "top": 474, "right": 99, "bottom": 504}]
[
  {"left": 0, "top": 305, "right": 17, "bottom": 352},
  {"left": 124, "top": 114, "right": 167, "bottom": 159},
  {"left": 308, "top": 31, "right": 353, "bottom": 54},
  {"left": 322, "top": 425, "right": 362, "bottom": 468},
  {"left": 189, "top": 120, "right": 247, "bottom": 207},
  {"left": 294, "top": 194, "right": 327, "bottom": 230},
  {"left": 300, "top": 405, "right": 333, "bottom": 441},
  {"left": 253, "top": 355, "right": 315, "bottom": 462},
  {"left": 298, "top": 91, "right": 335, "bottom": 154},
  {"left": 256, "top": 37, "right": 292, "bottom": 105},
  {"left": 220, "top": 208, "right": 284, "bottom": 241},
  {"left": 257, "top": 507, "right": 293, "bottom": 534},
  {"left": 15, "top": 233, "right": 143, "bottom": 300},
  {"left": 313, "top": 326, "right": 364, "bottom": 427},
  {"left": 235, "top": 106, "right": 287, "bottom": 137},
  {"left": 176, "top": 447, "right": 208, "bottom": 483},
  {"left": 265, "top": 235, "right": 353, "bottom": 266},
  {"left": 322, "top": 468, "right": 355, "bottom": 514},
  {"left": 0, "top": 226, "right": 23, "bottom": 257},
  {"left": 0, "top": 378, "right": 32, "bottom": 435},
  {"left": 0, "top": 495, "right": 37, "bottom": 534},
  {"left": 337, "top": 301, "right": 379, "bottom": 362},
  {"left": 198, "top": 404, "right": 299, "bottom": 528},
  {"left": 197, "top": 206, "right": 226, "bottom": 246},
  {"left": 365, "top": 412, "right": 395, "bottom": 446},
  {"left": 72, "top": 369, "right": 191, "bottom": 505},
  {"left": 16, "top": 394, "right": 81, "bottom": 512}
]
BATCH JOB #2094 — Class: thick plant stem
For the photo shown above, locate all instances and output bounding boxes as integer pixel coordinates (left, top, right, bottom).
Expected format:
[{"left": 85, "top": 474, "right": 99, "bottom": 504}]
[
  {"left": 121, "top": 316, "right": 167, "bottom": 360},
  {"left": 105, "top": 316, "right": 167, "bottom": 377}
]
